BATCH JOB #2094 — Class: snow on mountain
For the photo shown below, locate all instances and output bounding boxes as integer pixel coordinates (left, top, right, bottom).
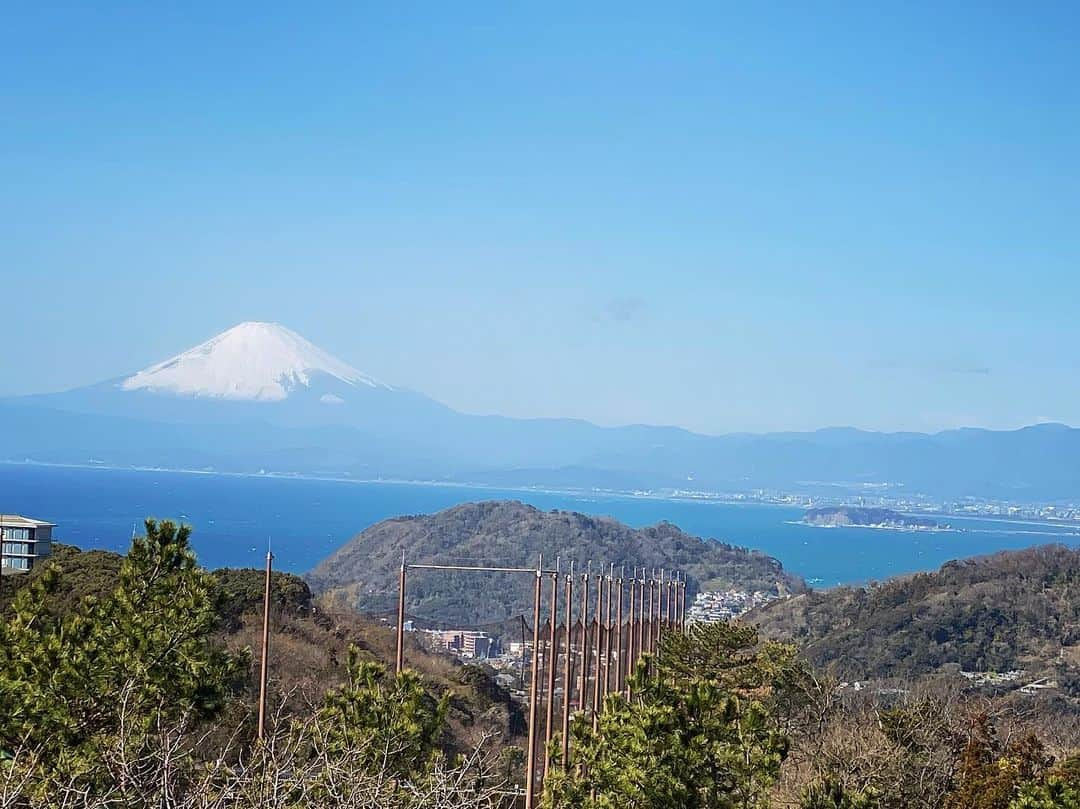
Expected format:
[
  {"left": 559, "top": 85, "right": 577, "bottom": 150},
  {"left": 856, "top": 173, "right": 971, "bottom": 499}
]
[{"left": 121, "top": 321, "right": 390, "bottom": 401}]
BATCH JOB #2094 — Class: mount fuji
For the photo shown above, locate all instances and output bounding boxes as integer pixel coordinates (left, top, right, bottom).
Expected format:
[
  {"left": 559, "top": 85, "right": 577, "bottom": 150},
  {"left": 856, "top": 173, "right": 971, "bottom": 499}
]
[
  {"left": 2, "top": 321, "right": 698, "bottom": 481},
  {"left": 120, "top": 321, "right": 391, "bottom": 402},
  {"left": 2, "top": 322, "right": 1080, "bottom": 499}
]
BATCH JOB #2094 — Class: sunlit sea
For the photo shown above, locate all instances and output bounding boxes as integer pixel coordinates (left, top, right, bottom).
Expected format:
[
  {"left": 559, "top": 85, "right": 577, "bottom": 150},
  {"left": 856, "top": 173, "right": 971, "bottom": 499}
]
[{"left": 4, "top": 464, "right": 1078, "bottom": 587}]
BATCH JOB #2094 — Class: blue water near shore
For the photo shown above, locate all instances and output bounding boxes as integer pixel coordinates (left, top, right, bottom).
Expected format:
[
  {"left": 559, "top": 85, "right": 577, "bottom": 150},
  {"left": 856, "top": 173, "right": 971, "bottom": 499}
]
[{"left": 4, "top": 464, "right": 1079, "bottom": 587}]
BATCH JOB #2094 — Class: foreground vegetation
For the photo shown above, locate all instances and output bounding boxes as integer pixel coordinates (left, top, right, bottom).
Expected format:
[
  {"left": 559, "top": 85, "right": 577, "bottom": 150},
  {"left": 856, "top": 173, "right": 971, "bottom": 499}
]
[{"left": 2, "top": 522, "right": 1078, "bottom": 807}]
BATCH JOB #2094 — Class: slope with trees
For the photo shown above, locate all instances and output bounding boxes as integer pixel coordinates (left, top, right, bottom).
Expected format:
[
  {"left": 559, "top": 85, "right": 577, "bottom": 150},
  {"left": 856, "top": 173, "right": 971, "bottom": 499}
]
[{"left": 748, "top": 545, "right": 1080, "bottom": 684}]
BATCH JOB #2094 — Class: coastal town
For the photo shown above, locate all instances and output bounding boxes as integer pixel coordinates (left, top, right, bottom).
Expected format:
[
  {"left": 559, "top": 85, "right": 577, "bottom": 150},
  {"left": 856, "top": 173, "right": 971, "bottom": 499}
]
[{"left": 638, "top": 487, "right": 1080, "bottom": 526}]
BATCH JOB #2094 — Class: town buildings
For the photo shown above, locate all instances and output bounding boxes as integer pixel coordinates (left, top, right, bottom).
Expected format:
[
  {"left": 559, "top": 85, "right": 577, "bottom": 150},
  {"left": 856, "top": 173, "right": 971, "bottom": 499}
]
[{"left": 429, "top": 629, "right": 499, "bottom": 659}]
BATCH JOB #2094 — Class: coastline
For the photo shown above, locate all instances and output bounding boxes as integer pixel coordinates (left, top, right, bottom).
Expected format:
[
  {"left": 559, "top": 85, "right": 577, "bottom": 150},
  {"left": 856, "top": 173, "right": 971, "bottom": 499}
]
[
  {"left": 3, "top": 459, "right": 1079, "bottom": 535},
  {"left": 787, "top": 520, "right": 957, "bottom": 534}
]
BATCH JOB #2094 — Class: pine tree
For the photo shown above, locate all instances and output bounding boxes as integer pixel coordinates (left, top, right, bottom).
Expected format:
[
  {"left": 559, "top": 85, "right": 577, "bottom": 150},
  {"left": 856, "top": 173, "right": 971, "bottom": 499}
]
[
  {"left": 543, "top": 623, "right": 803, "bottom": 809},
  {"left": 0, "top": 519, "right": 244, "bottom": 788},
  {"left": 308, "top": 646, "right": 450, "bottom": 782}
]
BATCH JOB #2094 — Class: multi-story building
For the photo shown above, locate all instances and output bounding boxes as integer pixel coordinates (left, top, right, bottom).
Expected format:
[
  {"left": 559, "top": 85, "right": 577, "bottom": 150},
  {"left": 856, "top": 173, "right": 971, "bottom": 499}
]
[
  {"left": 0, "top": 514, "right": 55, "bottom": 573},
  {"left": 432, "top": 629, "right": 498, "bottom": 659}
]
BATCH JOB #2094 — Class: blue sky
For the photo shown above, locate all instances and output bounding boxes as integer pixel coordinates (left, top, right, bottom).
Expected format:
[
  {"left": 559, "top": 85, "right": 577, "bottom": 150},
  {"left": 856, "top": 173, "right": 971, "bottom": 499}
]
[{"left": 3, "top": 3, "right": 1078, "bottom": 433}]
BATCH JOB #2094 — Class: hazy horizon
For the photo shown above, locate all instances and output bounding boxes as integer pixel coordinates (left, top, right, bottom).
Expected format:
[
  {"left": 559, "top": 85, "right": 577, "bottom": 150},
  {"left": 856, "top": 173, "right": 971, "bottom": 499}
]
[
  {"left": 5, "top": 318, "right": 1075, "bottom": 438},
  {"left": 4, "top": 5, "right": 1078, "bottom": 434}
]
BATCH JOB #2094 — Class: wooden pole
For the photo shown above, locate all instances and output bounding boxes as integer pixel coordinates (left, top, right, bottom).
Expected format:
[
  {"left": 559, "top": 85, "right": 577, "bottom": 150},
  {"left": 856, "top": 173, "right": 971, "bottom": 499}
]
[
  {"left": 652, "top": 565, "right": 660, "bottom": 648},
  {"left": 646, "top": 570, "right": 655, "bottom": 654},
  {"left": 682, "top": 577, "right": 688, "bottom": 632},
  {"left": 637, "top": 570, "right": 646, "bottom": 667},
  {"left": 591, "top": 571, "right": 603, "bottom": 722},
  {"left": 603, "top": 564, "right": 614, "bottom": 697},
  {"left": 675, "top": 574, "right": 680, "bottom": 628},
  {"left": 626, "top": 569, "right": 636, "bottom": 697},
  {"left": 578, "top": 564, "right": 590, "bottom": 716},
  {"left": 615, "top": 570, "right": 624, "bottom": 694},
  {"left": 561, "top": 562, "right": 574, "bottom": 768},
  {"left": 525, "top": 556, "right": 544, "bottom": 809},
  {"left": 257, "top": 549, "right": 273, "bottom": 743},
  {"left": 660, "top": 570, "right": 669, "bottom": 626},
  {"left": 678, "top": 574, "right": 686, "bottom": 633},
  {"left": 542, "top": 564, "right": 559, "bottom": 783},
  {"left": 395, "top": 552, "right": 407, "bottom": 674}
]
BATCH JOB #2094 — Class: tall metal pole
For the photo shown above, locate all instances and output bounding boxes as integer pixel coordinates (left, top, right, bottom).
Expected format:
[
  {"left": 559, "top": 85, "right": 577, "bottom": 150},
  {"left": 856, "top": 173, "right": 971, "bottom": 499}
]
[
  {"left": 395, "top": 552, "right": 407, "bottom": 674},
  {"left": 674, "top": 574, "right": 680, "bottom": 628},
  {"left": 637, "top": 570, "right": 646, "bottom": 667},
  {"left": 591, "top": 570, "right": 603, "bottom": 721},
  {"left": 561, "top": 562, "right": 575, "bottom": 768},
  {"left": 681, "top": 576, "right": 688, "bottom": 632},
  {"left": 542, "top": 563, "right": 560, "bottom": 783},
  {"left": 603, "top": 564, "right": 614, "bottom": 697},
  {"left": 652, "top": 565, "right": 660, "bottom": 648},
  {"left": 626, "top": 569, "right": 636, "bottom": 697},
  {"left": 646, "top": 569, "right": 655, "bottom": 654},
  {"left": 257, "top": 549, "right": 273, "bottom": 743},
  {"left": 677, "top": 574, "right": 685, "bottom": 633},
  {"left": 525, "top": 556, "right": 544, "bottom": 809},
  {"left": 660, "top": 570, "right": 669, "bottom": 626},
  {"left": 578, "top": 563, "right": 590, "bottom": 716},
  {"left": 615, "top": 569, "right": 624, "bottom": 694}
]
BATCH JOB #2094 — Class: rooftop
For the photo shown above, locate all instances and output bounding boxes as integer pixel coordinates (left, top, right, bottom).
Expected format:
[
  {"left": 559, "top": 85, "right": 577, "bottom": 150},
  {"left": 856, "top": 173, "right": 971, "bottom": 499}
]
[{"left": 0, "top": 514, "right": 56, "bottom": 529}]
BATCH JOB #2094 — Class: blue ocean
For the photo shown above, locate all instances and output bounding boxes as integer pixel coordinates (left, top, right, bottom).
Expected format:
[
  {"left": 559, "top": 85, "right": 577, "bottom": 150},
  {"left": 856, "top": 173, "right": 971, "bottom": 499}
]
[{"left": 4, "top": 464, "right": 1078, "bottom": 587}]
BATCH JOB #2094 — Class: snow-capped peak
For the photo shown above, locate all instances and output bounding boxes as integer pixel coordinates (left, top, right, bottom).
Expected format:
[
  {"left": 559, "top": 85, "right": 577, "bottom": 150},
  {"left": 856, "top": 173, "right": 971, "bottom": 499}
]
[{"left": 121, "top": 321, "right": 390, "bottom": 401}]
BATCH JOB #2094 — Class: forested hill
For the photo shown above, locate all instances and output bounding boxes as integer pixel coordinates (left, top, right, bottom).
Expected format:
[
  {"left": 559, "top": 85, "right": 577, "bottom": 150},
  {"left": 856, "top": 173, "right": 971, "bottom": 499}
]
[
  {"left": 748, "top": 544, "right": 1080, "bottom": 683},
  {"left": 0, "top": 540, "right": 528, "bottom": 756},
  {"left": 306, "top": 500, "right": 805, "bottom": 626}
]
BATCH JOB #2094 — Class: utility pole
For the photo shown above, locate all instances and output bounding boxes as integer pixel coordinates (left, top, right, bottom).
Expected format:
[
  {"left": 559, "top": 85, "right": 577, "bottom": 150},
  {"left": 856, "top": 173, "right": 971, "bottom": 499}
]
[
  {"left": 615, "top": 567, "right": 624, "bottom": 693},
  {"left": 677, "top": 573, "right": 686, "bottom": 633},
  {"left": 561, "top": 561, "right": 575, "bottom": 767},
  {"left": 395, "top": 551, "right": 407, "bottom": 674},
  {"left": 603, "top": 563, "right": 614, "bottom": 697},
  {"left": 525, "top": 556, "right": 544, "bottom": 809},
  {"left": 542, "top": 561, "right": 560, "bottom": 782},
  {"left": 652, "top": 565, "right": 660, "bottom": 648},
  {"left": 626, "top": 568, "right": 636, "bottom": 697},
  {"left": 256, "top": 546, "right": 273, "bottom": 743},
  {"left": 637, "top": 569, "right": 646, "bottom": 667},
  {"left": 646, "top": 569, "right": 655, "bottom": 654},
  {"left": 591, "top": 567, "right": 604, "bottom": 721},
  {"left": 578, "top": 562, "right": 591, "bottom": 717}
]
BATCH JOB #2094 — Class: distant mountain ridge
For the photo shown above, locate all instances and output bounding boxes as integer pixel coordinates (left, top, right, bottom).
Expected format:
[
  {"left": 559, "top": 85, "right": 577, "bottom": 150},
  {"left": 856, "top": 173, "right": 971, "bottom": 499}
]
[
  {"left": 306, "top": 500, "right": 805, "bottom": 626},
  {"left": 2, "top": 322, "right": 1079, "bottom": 500}
]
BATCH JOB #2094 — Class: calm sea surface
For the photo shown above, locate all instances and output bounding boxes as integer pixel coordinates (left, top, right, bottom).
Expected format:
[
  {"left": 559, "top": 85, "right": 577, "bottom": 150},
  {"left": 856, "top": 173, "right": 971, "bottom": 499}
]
[{"left": 4, "top": 464, "right": 1078, "bottom": 586}]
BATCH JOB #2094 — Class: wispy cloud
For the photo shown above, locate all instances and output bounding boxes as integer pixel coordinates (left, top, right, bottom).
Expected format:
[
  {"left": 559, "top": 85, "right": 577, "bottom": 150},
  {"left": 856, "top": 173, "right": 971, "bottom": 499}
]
[
  {"left": 943, "top": 363, "right": 991, "bottom": 376},
  {"left": 604, "top": 296, "right": 646, "bottom": 324},
  {"left": 867, "top": 358, "right": 992, "bottom": 376}
]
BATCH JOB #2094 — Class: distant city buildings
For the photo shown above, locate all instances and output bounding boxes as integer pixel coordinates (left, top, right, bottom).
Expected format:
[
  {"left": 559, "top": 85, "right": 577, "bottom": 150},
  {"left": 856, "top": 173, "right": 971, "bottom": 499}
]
[
  {"left": 0, "top": 514, "right": 54, "bottom": 574},
  {"left": 627, "top": 485, "right": 1080, "bottom": 526},
  {"left": 687, "top": 588, "right": 776, "bottom": 624}
]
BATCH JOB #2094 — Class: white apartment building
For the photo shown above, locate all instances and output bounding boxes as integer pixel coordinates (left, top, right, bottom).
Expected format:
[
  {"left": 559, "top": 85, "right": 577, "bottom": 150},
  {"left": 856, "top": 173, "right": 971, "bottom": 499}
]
[{"left": 0, "top": 514, "right": 55, "bottom": 573}]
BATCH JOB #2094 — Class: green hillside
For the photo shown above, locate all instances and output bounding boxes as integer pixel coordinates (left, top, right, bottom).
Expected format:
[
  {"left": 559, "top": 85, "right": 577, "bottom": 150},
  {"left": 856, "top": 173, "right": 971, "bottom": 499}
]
[
  {"left": 749, "top": 544, "right": 1080, "bottom": 685},
  {"left": 306, "top": 500, "right": 805, "bottom": 626}
]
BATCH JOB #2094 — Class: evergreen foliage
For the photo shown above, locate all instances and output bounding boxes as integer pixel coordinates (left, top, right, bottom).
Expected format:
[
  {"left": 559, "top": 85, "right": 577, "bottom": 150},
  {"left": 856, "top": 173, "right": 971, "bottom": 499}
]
[
  {"left": 307, "top": 646, "right": 450, "bottom": 781},
  {"left": 0, "top": 519, "right": 245, "bottom": 789},
  {"left": 543, "top": 623, "right": 803, "bottom": 808}
]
